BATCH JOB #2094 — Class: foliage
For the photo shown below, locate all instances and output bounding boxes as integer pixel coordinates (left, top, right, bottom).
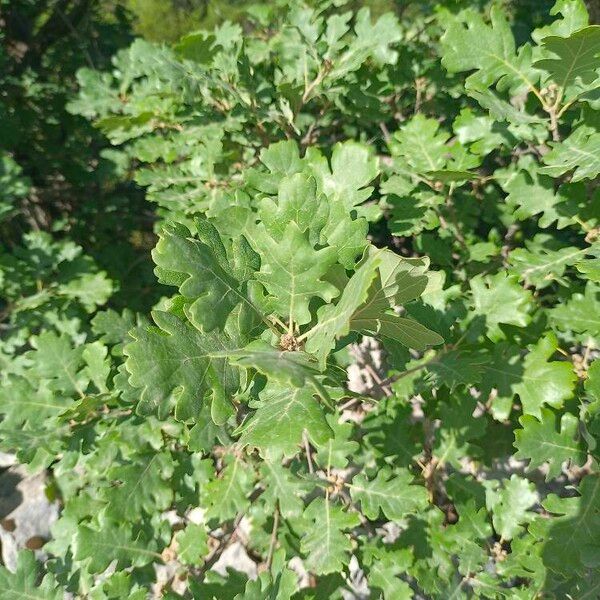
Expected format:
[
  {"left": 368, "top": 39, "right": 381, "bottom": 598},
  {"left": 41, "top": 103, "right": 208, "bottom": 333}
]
[{"left": 1, "top": 0, "right": 600, "bottom": 598}]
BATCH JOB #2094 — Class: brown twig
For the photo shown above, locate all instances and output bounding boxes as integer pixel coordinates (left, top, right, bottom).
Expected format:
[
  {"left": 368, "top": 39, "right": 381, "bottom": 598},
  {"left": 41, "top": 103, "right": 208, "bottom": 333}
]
[{"left": 192, "top": 511, "right": 244, "bottom": 581}]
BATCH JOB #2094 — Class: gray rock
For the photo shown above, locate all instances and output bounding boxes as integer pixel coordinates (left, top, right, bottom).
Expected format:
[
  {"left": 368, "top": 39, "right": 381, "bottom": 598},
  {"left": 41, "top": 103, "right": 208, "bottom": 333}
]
[{"left": 0, "top": 466, "right": 59, "bottom": 570}]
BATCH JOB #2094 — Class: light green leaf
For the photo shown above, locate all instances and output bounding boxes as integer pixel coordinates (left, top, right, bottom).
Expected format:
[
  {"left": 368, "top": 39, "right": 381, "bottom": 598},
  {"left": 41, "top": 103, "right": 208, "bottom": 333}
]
[
  {"left": 550, "top": 282, "right": 600, "bottom": 339},
  {"left": 349, "top": 468, "right": 428, "bottom": 521},
  {"left": 74, "top": 519, "right": 160, "bottom": 572},
  {"left": 514, "top": 409, "right": 585, "bottom": 480},
  {"left": 260, "top": 460, "right": 310, "bottom": 518},
  {"left": 541, "top": 127, "right": 600, "bottom": 182},
  {"left": 535, "top": 26, "right": 600, "bottom": 94},
  {"left": 202, "top": 456, "right": 254, "bottom": 522},
  {"left": 235, "top": 382, "right": 332, "bottom": 458},
  {"left": 509, "top": 239, "right": 585, "bottom": 288},
  {"left": 104, "top": 452, "right": 175, "bottom": 520},
  {"left": 514, "top": 333, "right": 576, "bottom": 418},
  {"left": 441, "top": 7, "right": 539, "bottom": 96},
  {"left": 486, "top": 475, "right": 538, "bottom": 540},
  {"left": 0, "top": 551, "right": 61, "bottom": 600},
  {"left": 391, "top": 114, "right": 450, "bottom": 173},
  {"left": 301, "top": 497, "right": 360, "bottom": 575},
  {"left": 174, "top": 524, "right": 209, "bottom": 566},
  {"left": 249, "top": 221, "right": 338, "bottom": 326},
  {"left": 470, "top": 272, "right": 532, "bottom": 340}
]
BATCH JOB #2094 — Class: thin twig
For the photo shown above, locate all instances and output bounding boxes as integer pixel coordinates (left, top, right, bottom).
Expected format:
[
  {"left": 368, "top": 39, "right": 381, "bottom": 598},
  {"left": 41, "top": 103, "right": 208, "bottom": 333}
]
[
  {"left": 364, "top": 363, "right": 392, "bottom": 397},
  {"left": 193, "top": 511, "right": 244, "bottom": 581},
  {"left": 304, "top": 431, "right": 314, "bottom": 474},
  {"left": 265, "top": 503, "right": 280, "bottom": 571},
  {"left": 379, "top": 122, "right": 391, "bottom": 145}
]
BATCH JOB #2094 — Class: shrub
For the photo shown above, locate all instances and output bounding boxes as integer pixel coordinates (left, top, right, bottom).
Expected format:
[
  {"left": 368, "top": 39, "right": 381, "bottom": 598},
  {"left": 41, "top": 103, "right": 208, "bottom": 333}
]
[{"left": 1, "top": 0, "right": 600, "bottom": 597}]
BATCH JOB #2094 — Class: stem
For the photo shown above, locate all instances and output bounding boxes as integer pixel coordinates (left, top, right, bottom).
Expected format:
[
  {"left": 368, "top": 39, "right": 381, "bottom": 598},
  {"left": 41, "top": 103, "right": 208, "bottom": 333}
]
[
  {"left": 265, "top": 503, "right": 280, "bottom": 571},
  {"left": 363, "top": 363, "right": 392, "bottom": 398},
  {"left": 548, "top": 106, "right": 561, "bottom": 142},
  {"left": 269, "top": 315, "right": 288, "bottom": 332},
  {"left": 309, "top": 377, "right": 335, "bottom": 410},
  {"left": 304, "top": 431, "right": 315, "bottom": 474},
  {"left": 193, "top": 511, "right": 244, "bottom": 581}
]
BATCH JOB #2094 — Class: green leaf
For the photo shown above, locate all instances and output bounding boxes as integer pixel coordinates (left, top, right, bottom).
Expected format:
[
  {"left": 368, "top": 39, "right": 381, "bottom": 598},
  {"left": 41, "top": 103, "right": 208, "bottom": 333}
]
[
  {"left": 258, "top": 173, "right": 325, "bottom": 240},
  {"left": 0, "top": 551, "right": 61, "bottom": 600},
  {"left": 125, "top": 311, "right": 238, "bottom": 422},
  {"left": 501, "top": 167, "right": 573, "bottom": 229},
  {"left": 514, "top": 408, "right": 585, "bottom": 479},
  {"left": 0, "top": 377, "right": 69, "bottom": 428},
  {"left": 234, "top": 565, "right": 297, "bottom": 600},
  {"left": 29, "top": 332, "right": 86, "bottom": 396},
  {"left": 441, "top": 7, "right": 538, "bottom": 96},
  {"left": 550, "top": 282, "right": 600, "bottom": 339},
  {"left": 515, "top": 333, "right": 576, "bottom": 418},
  {"left": 541, "top": 127, "right": 600, "bottom": 182},
  {"left": 535, "top": 26, "right": 600, "bottom": 94},
  {"left": 301, "top": 497, "right": 360, "bottom": 575},
  {"left": 363, "top": 546, "right": 414, "bottom": 599},
  {"left": 531, "top": 474, "right": 600, "bottom": 576},
  {"left": 486, "top": 475, "right": 538, "bottom": 540},
  {"left": 325, "top": 141, "right": 379, "bottom": 207},
  {"left": 508, "top": 235, "right": 585, "bottom": 289},
  {"left": 260, "top": 460, "right": 310, "bottom": 518},
  {"left": 73, "top": 519, "right": 160, "bottom": 572},
  {"left": 356, "top": 313, "right": 444, "bottom": 350},
  {"left": 433, "top": 395, "right": 486, "bottom": 469},
  {"left": 174, "top": 523, "right": 209, "bottom": 566},
  {"left": 228, "top": 340, "right": 321, "bottom": 386},
  {"left": 349, "top": 468, "right": 428, "bottom": 521},
  {"left": 447, "top": 501, "right": 494, "bottom": 576},
  {"left": 314, "top": 415, "right": 359, "bottom": 470},
  {"left": 202, "top": 456, "right": 254, "bottom": 522},
  {"left": 532, "top": 0, "right": 589, "bottom": 41},
  {"left": 248, "top": 221, "right": 339, "bottom": 326},
  {"left": 235, "top": 382, "right": 332, "bottom": 458},
  {"left": 470, "top": 272, "right": 532, "bottom": 340},
  {"left": 391, "top": 115, "right": 450, "bottom": 173},
  {"left": 305, "top": 249, "right": 383, "bottom": 366},
  {"left": 152, "top": 222, "right": 253, "bottom": 331},
  {"left": 104, "top": 452, "right": 175, "bottom": 520},
  {"left": 346, "top": 249, "right": 443, "bottom": 349}
]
